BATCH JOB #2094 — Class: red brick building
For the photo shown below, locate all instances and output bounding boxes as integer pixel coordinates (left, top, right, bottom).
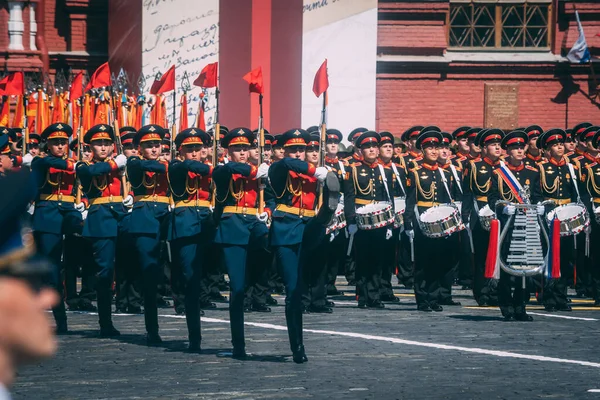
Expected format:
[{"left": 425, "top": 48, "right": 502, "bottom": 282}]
[{"left": 0, "top": 0, "right": 598, "bottom": 132}]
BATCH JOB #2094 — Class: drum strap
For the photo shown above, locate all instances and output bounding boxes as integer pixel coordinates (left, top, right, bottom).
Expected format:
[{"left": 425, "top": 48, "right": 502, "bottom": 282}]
[
  {"left": 437, "top": 168, "right": 454, "bottom": 202},
  {"left": 449, "top": 165, "right": 462, "bottom": 194},
  {"left": 390, "top": 163, "right": 406, "bottom": 196},
  {"left": 338, "top": 160, "right": 346, "bottom": 176},
  {"left": 567, "top": 163, "right": 581, "bottom": 202},
  {"left": 377, "top": 164, "right": 392, "bottom": 203}
]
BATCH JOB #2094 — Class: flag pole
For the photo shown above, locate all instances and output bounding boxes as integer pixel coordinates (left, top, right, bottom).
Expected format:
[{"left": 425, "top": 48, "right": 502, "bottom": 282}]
[
  {"left": 317, "top": 90, "right": 327, "bottom": 210},
  {"left": 258, "top": 93, "right": 265, "bottom": 215},
  {"left": 210, "top": 87, "right": 220, "bottom": 208}
]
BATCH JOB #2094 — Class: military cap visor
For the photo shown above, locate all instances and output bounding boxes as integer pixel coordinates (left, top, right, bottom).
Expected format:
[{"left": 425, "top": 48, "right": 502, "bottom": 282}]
[
  {"left": 579, "top": 126, "right": 599, "bottom": 142},
  {"left": 476, "top": 128, "right": 504, "bottom": 147},
  {"left": 465, "top": 127, "right": 482, "bottom": 141},
  {"left": 592, "top": 131, "right": 600, "bottom": 149},
  {"left": 356, "top": 131, "right": 380, "bottom": 148},
  {"left": 572, "top": 122, "right": 592, "bottom": 138},
  {"left": 379, "top": 131, "right": 394, "bottom": 146},
  {"left": 306, "top": 134, "right": 320, "bottom": 148},
  {"left": 524, "top": 125, "right": 543, "bottom": 138},
  {"left": 416, "top": 131, "right": 443, "bottom": 150},
  {"left": 84, "top": 124, "right": 114, "bottom": 143},
  {"left": 539, "top": 128, "right": 566, "bottom": 149},
  {"left": 452, "top": 126, "right": 471, "bottom": 140},
  {"left": 41, "top": 123, "right": 73, "bottom": 141},
  {"left": 281, "top": 129, "right": 310, "bottom": 147},
  {"left": 440, "top": 132, "right": 453, "bottom": 146},
  {"left": 347, "top": 127, "right": 369, "bottom": 143},
  {"left": 221, "top": 128, "right": 254, "bottom": 148},
  {"left": 135, "top": 125, "right": 166, "bottom": 146},
  {"left": 326, "top": 129, "right": 342, "bottom": 144},
  {"left": 176, "top": 128, "right": 210, "bottom": 148},
  {"left": 501, "top": 130, "right": 528, "bottom": 149}
]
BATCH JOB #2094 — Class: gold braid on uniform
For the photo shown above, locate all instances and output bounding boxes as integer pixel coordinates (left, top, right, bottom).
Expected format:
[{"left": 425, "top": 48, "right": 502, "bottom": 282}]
[
  {"left": 414, "top": 169, "right": 435, "bottom": 200},
  {"left": 585, "top": 164, "right": 600, "bottom": 196},
  {"left": 352, "top": 165, "right": 374, "bottom": 196},
  {"left": 469, "top": 161, "right": 490, "bottom": 193},
  {"left": 539, "top": 164, "right": 559, "bottom": 195},
  {"left": 497, "top": 174, "right": 516, "bottom": 202},
  {"left": 215, "top": 178, "right": 244, "bottom": 204}
]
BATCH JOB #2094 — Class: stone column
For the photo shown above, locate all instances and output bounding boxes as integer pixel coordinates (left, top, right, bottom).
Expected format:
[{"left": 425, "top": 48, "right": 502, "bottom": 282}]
[
  {"left": 30, "top": 2, "right": 37, "bottom": 51},
  {"left": 8, "top": 2, "right": 25, "bottom": 50}
]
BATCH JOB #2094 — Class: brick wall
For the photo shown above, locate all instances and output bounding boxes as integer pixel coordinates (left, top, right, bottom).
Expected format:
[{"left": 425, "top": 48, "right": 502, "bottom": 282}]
[{"left": 376, "top": 1, "right": 600, "bottom": 134}]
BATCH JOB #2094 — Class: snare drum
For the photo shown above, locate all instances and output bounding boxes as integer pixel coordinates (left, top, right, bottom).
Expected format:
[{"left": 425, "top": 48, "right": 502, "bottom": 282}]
[
  {"left": 419, "top": 204, "right": 465, "bottom": 238},
  {"left": 326, "top": 203, "right": 346, "bottom": 234},
  {"left": 393, "top": 197, "right": 406, "bottom": 229},
  {"left": 546, "top": 203, "right": 589, "bottom": 237},
  {"left": 478, "top": 205, "right": 495, "bottom": 231},
  {"left": 356, "top": 202, "right": 395, "bottom": 230}
]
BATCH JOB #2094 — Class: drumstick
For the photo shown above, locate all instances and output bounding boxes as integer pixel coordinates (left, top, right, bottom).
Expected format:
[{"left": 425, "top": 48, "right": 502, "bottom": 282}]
[
  {"left": 347, "top": 233, "right": 355, "bottom": 257},
  {"left": 410, "top": 236, "right": 415, "bottom": 262},
  {"left": 467, "top": 226, "right": 475, "bottom": 254}
]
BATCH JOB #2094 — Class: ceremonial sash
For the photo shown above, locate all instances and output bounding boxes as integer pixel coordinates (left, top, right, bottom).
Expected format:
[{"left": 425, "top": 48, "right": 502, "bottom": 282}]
[{"left": 497, "top": 162, "right": 524, "bottom": 204}]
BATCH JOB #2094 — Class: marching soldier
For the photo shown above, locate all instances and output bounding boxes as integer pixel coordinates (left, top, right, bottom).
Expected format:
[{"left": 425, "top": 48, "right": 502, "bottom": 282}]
[
  {"left": 271, "top": 135, "right": 284, "bottom": 163},
  {"left": 565, "top": 129, "right": 576, "bottom": 159},
  {"left": 77, "top": 124, "right": 128, "bottom": 337},
  {"left": 404, "top": 130, "right": 462, "bottom": 312},
  {"left": 537, "top": 128, "right": 579, "bottom": 312},
  {"left": 213, "top": 128, "right": 272, "bottom": 357},
  {"left": 344, "top": 131, "right": 396, "bottom": 309},
  {"left": 378, "top": 131, "right": 406, "bottom": 303},
  {"left": 524, "top": 125, "right": 543, "bottom": 167},
  {"left": 168, "top": 128, "right": 213, "bottom": 352},
  {"left": 464, "top": 128, "right": 482, "bottom": 161},
  {"left": 452, "top": 126, "right": 472, "bottom": 165},
  {"left": 572, "top": 122, "right": 593, "bottom": 159},
  {"left": 488, "top": 130, "right": 542, "bottom": 321},
  {"left": 461, "top": 129, "right": 505, "bottom": 306},
  {"left": 345, "top": 127, "right": 368, "bottom": 166},
  {"left": 30, "top": 123, "right": 83, "bottom": 334},
  {"left": 583, "top": 130, "right": 600, "bottom": 306},
  {"left": 126, "top": 124, "right": 171, "bottom": 345},
  {"left": 267, "top": 128, "right": 339, "bottom": 363},
  {"left": 400, "top": 126, "right": 423, "bottom": 172}
]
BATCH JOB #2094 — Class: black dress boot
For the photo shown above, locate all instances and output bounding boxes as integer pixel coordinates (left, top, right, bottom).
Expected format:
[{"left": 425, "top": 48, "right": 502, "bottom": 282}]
[
  {"left": 97, "top": 286, "right": 120, "bottom": 337},
  {"left": 185, "top": 294, "right": 202, "bottom": 352},
  {"left": 53, "top": 301, "right": 68, "bottom": 335},
  {"left": 285, "top": 305, "right": 298, "bottom": 353},
  {"left": 292, "top": 309, "right": 308, "bottom": 364}
]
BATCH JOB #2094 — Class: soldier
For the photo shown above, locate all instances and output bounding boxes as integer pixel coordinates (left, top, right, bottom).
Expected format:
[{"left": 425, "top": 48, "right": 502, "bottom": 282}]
[
  {"left": 125, "top": 124, "right": 171, "bottom": 345},
  {"left": 77, "top": 124, "right": 128, "bottom": 337},
  {"left": 30, "top": 123, "right": 83, "bottom": 334},
  {"left": 584, "top": 131, "right": 600, "bottom": 306},
  {"left": 212, "top": 128, "right": 271, "bottom": 357},
  {"left": 323, "top": 129, "right": 347, "bottom": 297},
  {"left": 524, "top": 125, "right": 544, "bottom": 167},
  {"left": 345, "top": 127, "right": 368, "bottom": 166},
  {"left": 344, "top": 131, "right": 396, "bottom": 309},
  {"left": 115, "top": 127, "right": 142, "bottom": 314},
  {"left": 571, "top": 122, "right": 593, "bottom": 159},
  {"left": 452, "top": 126, "right": 472, "bottom": 164},
  {"left": 404, "top": 130, "right": 462, "bottom": 312},
  {"left": 537, "top": 128, "right": 579, "bottom": 312},
  {"left": 271, "top": 135, "right": 284, "bottom": 162},
  {"left": 464, "top": 127, "right": 483, "bottom": 161},
  {"left": 570, "top": 125, "right": 599, "bottom": 298},
  {"left": 378, "top": 131, "right": 406, "bottom": 303},
  {"left": 564, "top": 129, "right": 576, "bottom": 159},
  {"left": 168, "top": 128, "right": 213, "bottom": 352},
  {"left": 487, "top": 130, "right": 542, "bottom": 321},
  {"left": 399, "top": 126, "right": 423, "bottom": 172},
  {"left": 267, "top": 128, "right": 339, "bottom": 363},
  {"left": 392, "top": 136, "right": 404, "bottom": 163},
  {"left": 461, "top": 129, "right": 506, "bottom": 306},
  {"left": 0, "top": 134, "right": 12, "bottom": 176}
]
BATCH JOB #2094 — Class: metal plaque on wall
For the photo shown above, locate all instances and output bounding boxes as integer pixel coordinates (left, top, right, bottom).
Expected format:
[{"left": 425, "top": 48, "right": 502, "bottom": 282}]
[{"left": 484, "top": 83, "right": 519, "bottom": 130}]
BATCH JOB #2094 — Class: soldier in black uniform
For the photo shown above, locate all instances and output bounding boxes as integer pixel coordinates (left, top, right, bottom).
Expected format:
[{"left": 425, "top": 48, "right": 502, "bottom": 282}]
[
  {"left": 584, "top": 131, "right": 600, "bottom": 306},
  {"left": 452, "top": 126, "right": 472, "bottom": 167},
  {"left": 344, "top": 131, "right": 396, "bottom": 309},
  {"left": 404, "top": 130, "right": 462, "bottom": 312},
  {"left": 464, "top": 128, "right": 483, "bottom": 162},
  {"left": 537, "top": 128, "right": 579, "bottom": 312},
  {"left": 488, "top": 130, "right": 542, "bottom": 321},
  {"left": 461, "top": 129, "right": 505, "bottom": 306},
  {"left": 524, "top": 125, "right": 544, "bottom": 167}
]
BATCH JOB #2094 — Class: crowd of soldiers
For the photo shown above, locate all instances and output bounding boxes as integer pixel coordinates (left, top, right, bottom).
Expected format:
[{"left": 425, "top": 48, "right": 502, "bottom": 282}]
[{"left": 0, "top": 120, "right": 598, "bottom": 363}]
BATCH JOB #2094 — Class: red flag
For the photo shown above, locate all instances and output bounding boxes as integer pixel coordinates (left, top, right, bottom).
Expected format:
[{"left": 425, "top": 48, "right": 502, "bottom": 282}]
[
  {"left": 194, "top": 62, "right": 218, "bottom": 88},
  {"left": 12, "top": 95, "right": 24, "bottom": 128},
  {"left": 0, "top": 72, "right": 25, "bottom": 96},
  {"left": 0, "top": 99, "right": 9, "bottom": 126},
  {"left": 179, "top": 94, "right": 188, "bottom": 131},
  {"left": 70, "top": 71, "right": 84, "bottom": 101},
  {"left": 243, "top": 67, "right": 263, "bottom": 94},
  {"left": 150, "top": 65, "right": 176, "bottom": 95},
  {"left": 312, "top": 59, "right": 329, "bottom": 97},
  {"left": 196, "top": 93, "right": 206, "bottom": 130},
  {"left": 84, "top": 62, "right": 111, "bottom": 92}
]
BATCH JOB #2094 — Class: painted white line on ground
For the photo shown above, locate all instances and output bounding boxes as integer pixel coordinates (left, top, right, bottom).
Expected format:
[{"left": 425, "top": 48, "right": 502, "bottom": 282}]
[
  {"left": 528, "top": 312, "right": 598, "bottom": 321},
  {"left": 588, "top": 389, "right": 600, "bottom": 393},
  {"left": 156, "top": 314, "right": 600, "bottom": 369}
]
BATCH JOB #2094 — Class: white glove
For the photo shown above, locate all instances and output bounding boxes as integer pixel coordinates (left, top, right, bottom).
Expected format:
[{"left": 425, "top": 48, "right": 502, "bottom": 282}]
[
  {"left": 27, "top": 203, "right": 35, "bottom": 215},
  {"left": 75, "top": 202, "right": 86, "bottom": 212},
  {"left": 329, "top": 232, "right": 336, "bottom": 242},
  {"left": 22, "top": 153, "right": 34, "bottom": 167},
  {"left": 81, "top": 210, "right": 88, "bottom": 220},
  {"left": 465, "top": 223, "right": 470, "bottom": 231},
  {"left": 257, "top": 212, "right": 269, "bottom": 223},
  {"left": 537, "top": 204, "right": 545, "bottom": 215},
  {"left": 385, "top": 228, "right": 393, "bottom": 240},
  {"left": 503, "top": 205, "right": 516, "bottom": 215},
  {"left": 314, "top": 167, "right": 328, "bottom": 183},
  {"left": 256, "top": 163, "right": 270, "bottom": 179},
  {"left": 405, "top": 230, "right": 415, "bottom": 241},
  {"left": 123, "top": 195, "right": 134, "bottom": 207},
  {"left": 348, "top": 224, "right": 358, "bottom": 235},
  {"left": 114, "top": 154, "right": 128, "bottom": 169}
]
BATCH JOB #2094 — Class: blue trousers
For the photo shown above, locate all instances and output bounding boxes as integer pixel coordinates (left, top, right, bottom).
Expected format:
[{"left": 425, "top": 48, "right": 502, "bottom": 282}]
[
  {"left": 134, "top": 232, "right": 163, "bottom": 335},
  {"left": 171, "top": 235, "right": 203, "bottom": 343},
  {"left": 221, "top": 245, "right": 247, "bottom": 348},
  {"left": 34, "top": 231, "right": 67, "bottom": 326},
  {"left": 90, "top": 237, "right": 117, "bottom": 328}
]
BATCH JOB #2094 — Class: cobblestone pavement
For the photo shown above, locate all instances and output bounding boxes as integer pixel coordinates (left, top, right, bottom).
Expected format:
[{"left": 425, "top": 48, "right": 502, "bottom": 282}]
[{"left": 13, "top": 281, "right": 600, "bottom": 400}]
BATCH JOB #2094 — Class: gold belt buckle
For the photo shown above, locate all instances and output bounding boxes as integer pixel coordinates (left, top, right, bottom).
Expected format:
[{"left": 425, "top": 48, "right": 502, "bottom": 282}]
[
  {"left": 242, "top": 206, "right": 248, "bottom": 215},
  {"left": 57, "top": 193, "right": 63, "bottom": 201},
  {"left": 109, "top": 195, "right": 113, "bottom": 202},
  {"left": 299, "top": 208, "right": 305, "bottom": 217}
]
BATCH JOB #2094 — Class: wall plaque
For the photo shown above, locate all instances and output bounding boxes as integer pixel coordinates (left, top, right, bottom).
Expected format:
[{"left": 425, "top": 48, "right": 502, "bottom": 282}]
[{"left": 484, "top": 83, "right": 519, "bottom": 130}]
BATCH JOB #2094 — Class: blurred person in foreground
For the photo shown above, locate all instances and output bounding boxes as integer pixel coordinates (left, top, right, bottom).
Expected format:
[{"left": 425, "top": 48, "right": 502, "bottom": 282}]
[{"left": 0, "top": 168, "right": 58, "bottom": 396}]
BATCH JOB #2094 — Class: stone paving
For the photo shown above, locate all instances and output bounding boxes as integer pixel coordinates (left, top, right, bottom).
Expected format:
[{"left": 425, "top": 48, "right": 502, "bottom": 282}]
[{"left": 13, "top": 281, "right": 600, "bottom": 400}]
